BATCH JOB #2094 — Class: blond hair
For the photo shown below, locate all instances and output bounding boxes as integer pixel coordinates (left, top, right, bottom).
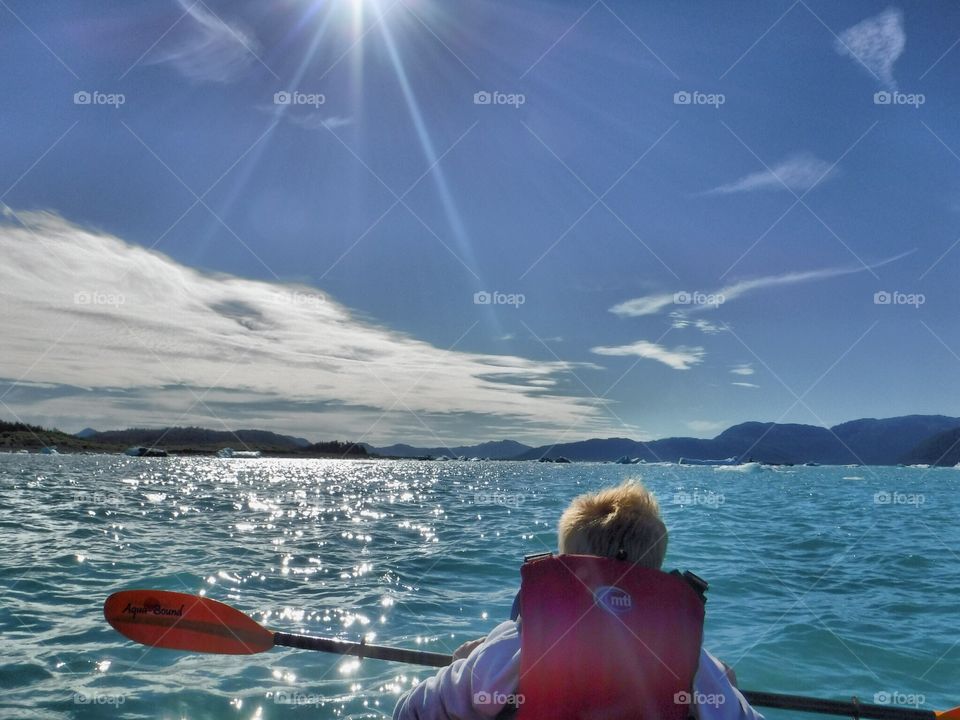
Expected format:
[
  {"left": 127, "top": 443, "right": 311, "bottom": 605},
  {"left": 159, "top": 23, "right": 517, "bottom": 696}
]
[{"left": 558, "top": 480, "right": 667, "bottom": 568}]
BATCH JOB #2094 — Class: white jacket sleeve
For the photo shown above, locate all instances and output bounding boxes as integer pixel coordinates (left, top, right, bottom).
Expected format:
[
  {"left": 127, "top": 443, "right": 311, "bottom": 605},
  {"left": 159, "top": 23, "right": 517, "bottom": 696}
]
[
  {"left": 393, "top": 622, "right": 763, "bottom": 720},
  {"left": 392, "top": 620, "right": 522, "bottom": 720},
  {"left": 692, "top": 650, "right": 765, "bottom": 720}
]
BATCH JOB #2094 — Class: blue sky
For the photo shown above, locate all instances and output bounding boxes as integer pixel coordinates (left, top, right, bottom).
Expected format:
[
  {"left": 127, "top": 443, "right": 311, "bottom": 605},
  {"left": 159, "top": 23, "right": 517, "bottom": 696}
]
[{"left": 2, "top": 0, "right": 960, "bottom": 445}]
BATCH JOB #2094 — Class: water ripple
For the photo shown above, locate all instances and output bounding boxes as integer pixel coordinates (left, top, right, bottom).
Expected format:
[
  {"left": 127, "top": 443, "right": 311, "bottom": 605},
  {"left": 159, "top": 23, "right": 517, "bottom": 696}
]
[{"left": 0, "top": 456, "right": 956, "bottom": 718}]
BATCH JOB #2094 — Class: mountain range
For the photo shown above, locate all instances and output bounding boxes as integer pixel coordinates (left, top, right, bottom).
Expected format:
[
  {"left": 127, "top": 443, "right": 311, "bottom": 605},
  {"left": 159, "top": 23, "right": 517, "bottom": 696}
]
[
  {"left": 80, "top": 426, "right": 312, "bottom": 450},
  {"left": 364, "top": 415, "right": 960, "bottom": 466},
  {"left": 6, "top": 415, "right": 960, "bottom": 465},
  {"left": 0, "top": 422, "right": 365, "bottom": 457},
  {"left": 360, "top": 439, "right": 530, "bottom": 460}
]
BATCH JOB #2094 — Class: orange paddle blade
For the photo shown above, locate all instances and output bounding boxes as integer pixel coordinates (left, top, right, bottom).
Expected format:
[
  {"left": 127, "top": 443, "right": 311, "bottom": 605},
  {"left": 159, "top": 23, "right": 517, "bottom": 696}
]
[
  {"left": 104, "top": 590, "right": 274, "bottom": 655},
  {"left": 936, "top": 708, "right": 960, "bottom": 720}
]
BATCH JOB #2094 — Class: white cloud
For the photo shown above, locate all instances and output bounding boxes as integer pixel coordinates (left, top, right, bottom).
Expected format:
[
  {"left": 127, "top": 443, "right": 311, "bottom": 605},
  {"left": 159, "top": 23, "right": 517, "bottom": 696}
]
[
  {"left": 730, "top": 364, "right": 754, "bottom": 376},
  {"left": 693, "top": 319, "right": 724, "bottom": 334},
  {"left": 613, "top": 293, "right": 675, "bottom": 317},
  {"left": 0, "top": 212, "right": 617, "bottom": 444},
  {"left": 149, "top": 0, "right": 260, "bottom": 83},
  {"left": 687, "top": 420, "right": 726, "bottom": 434},
  {"left": 671, "top": 313, "right": 726, "bottom": 334},
  {"left": 317, "top": 115, "right": 353, "bottom": 130},
  {"left": 731, "top": 382, "right": 759, "bottom": 388},
  {"left": 258, "top": 103, "right": 355, "bottom": 132},
  {"left": 706, "top": 153, "right": 834, "bottom": 195},
  {"left": 590, "top": 341, "right": 704, "bottom": 370},
  {"left": 288, "top": 114, "right": 355, "bottom": 131},
  {"left": 611, "top": 252, "right": 912, "bottom": 318},
  {"left": 835, "top": 7, "right": 905, "bottom": 90}
]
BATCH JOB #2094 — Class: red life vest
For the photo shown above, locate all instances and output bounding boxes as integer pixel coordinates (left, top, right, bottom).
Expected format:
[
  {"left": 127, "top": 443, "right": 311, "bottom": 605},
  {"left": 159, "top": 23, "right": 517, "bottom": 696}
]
[{"left": 516, "top": 554, "right": 705, "bottom": 720}]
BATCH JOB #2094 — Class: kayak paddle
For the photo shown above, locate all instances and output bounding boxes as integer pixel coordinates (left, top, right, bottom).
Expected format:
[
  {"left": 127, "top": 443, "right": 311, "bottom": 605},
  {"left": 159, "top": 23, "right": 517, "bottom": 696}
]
[
  {"left": 104, "top": 590, "right": 959, "bottom": 720},
  {"left": 103, "top": 589, "right": 449, "bottom": 665}
]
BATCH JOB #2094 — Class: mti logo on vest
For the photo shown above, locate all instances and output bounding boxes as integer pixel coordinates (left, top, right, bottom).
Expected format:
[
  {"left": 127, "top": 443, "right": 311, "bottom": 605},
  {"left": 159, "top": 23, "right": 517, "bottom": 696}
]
[{"left": 593, "top": 586, "right": 633, "bottom": 615}]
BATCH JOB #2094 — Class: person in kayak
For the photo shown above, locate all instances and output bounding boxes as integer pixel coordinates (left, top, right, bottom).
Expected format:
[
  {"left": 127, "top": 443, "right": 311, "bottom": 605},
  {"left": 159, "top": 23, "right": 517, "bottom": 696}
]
[{"left": 392, "top": 480, "right": 764, "bottom": 720}]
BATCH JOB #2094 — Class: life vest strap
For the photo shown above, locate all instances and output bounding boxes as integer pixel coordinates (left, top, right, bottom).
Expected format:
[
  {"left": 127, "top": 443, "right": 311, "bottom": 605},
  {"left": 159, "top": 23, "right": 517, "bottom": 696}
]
[{"left": 671, "top": 569, "right": 709, "bottom": 603}]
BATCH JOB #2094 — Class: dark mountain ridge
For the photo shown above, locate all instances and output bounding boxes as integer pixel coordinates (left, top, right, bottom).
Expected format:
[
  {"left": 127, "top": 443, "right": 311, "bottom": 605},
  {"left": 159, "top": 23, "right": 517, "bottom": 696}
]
[
  {"left": 3, "top": 415, "right": 959, "bottom": 464},
  {"left": 902, "top": 426, "right": 960, "bottom": 466},
  {"left": 83, "top": 426, "right": 311, "bottom": 450},
  {"left": 512, "top": 415, "right": 960, "bottom": 465},
  {"left": 363, "top": 439, "right": 531, "bottom": 459}
]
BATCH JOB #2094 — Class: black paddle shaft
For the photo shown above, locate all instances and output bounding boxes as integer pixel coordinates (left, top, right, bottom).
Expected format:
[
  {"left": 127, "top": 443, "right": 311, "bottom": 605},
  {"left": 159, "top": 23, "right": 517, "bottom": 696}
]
[
  {"left": 741, "top": 692, "right": 934, "bottom": 720},
  {"left": 273, "top": 632, "right": 450, "bottom": 667}
]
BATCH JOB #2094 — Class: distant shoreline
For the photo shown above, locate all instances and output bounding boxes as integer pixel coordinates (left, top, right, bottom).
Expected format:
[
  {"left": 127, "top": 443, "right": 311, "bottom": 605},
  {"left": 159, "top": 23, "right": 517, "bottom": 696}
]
[
  {"left": 0, "top": 421, "right": 372, "bottom": 459},
  {"left": 0, "top": 449, "right": 949, "bottom": 472},
  {"left": 4, "top": 413, "right": 960, "bottom": 465},
  {"left": 0, "top": 447, "right": 377, "bottom": 459}
]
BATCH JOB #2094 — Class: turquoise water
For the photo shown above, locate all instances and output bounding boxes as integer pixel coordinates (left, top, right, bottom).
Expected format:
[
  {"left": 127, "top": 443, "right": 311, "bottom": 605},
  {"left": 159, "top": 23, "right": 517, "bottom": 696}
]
[{"left": 1, "top": 455, "right": 957, "bottom": 719}]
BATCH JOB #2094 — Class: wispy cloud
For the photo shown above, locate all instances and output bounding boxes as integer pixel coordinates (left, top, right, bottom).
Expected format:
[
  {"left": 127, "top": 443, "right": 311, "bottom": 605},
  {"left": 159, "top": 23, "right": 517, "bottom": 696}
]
[
  {"left": 705, "top": 153, "right": 834, "bottom": 195},
  {"left": 258, "top": 102, "right": 355, "bottom": 132},
  {"left": 279, "top": 111, "right": 354, "bottom": 131},
  {"left": 730, "top": 364, "right": 754, "bottom": 376},
  {"left": 687, "top": 420, "right": 726, "bottom": 434},
  {"left": 613, "top": 294, "right": 677, "bottom": 317},
  {"left": 611, "top": 252, "right": 912, "bottom": 318},
  {"left": 671, "top": 313, "right": 724, "bottom": 335},
  {"left": 834, "top": 7, "right": 905, "bottom": 90},
  {"left": 312, "top": 115, "right": 353, "bottom": 130},
  {"left": 149, "top": 0, "right": 261, "bottom": 83},
  {"left": 0, "top": 212, "right": 616, "bottom": 444},
  {"left": 731, "top": 381, "right": 759, "bottom": 388},
  {"left": 591, "top": 341, "right": 704, "bottom": 370}
]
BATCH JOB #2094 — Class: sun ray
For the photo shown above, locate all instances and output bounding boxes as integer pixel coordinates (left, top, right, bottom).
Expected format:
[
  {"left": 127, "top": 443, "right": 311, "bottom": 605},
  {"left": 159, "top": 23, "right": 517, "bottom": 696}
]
[{"left": 376, "top": 9, "right": 481, "bottom": 277}]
